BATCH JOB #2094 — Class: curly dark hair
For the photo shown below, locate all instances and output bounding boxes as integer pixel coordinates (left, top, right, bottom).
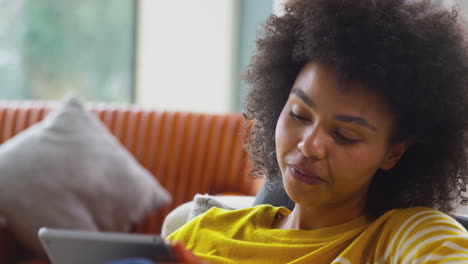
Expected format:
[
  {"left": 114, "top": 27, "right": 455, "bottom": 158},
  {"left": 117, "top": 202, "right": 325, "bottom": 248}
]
[{"left": 243, "top": 0, "right": 468, "bottom": 218}]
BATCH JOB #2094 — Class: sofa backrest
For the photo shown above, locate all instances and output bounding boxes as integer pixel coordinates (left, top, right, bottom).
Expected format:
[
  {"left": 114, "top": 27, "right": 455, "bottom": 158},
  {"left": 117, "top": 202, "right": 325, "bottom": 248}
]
[{"left": 0, "top": 101, "right": 262, "bottom": 235}]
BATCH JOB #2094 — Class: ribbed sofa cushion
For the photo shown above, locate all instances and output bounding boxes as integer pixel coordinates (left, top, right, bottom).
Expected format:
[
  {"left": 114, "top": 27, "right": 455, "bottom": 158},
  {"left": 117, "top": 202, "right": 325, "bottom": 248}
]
[{"left": 0, "top": 101, "right": 259, "bottom": 237}]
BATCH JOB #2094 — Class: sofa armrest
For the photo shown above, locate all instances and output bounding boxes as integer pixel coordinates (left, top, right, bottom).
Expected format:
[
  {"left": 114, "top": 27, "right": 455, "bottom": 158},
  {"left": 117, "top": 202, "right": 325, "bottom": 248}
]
[{"left": 161, "top": 195, "right": 255, "bottom": 238}]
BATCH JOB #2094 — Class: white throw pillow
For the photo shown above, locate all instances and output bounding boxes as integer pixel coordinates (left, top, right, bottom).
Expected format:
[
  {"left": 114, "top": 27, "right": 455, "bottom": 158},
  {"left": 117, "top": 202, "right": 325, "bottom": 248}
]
[{"left": 0, "top": 97, "right": 171, "bottom": 257}]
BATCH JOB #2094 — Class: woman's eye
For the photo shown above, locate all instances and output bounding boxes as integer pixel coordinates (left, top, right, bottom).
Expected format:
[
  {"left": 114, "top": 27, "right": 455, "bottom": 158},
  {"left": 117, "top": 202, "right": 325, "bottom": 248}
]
[
  {"left": 288, "top": 111, "right": 309, "bottom": 122},
  {"left": 334, "top": 131, "right": 360, "bottom": 144}
]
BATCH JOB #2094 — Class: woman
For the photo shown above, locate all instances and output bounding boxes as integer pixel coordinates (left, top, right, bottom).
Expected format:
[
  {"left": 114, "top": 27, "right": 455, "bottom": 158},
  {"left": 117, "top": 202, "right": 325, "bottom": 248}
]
[{"left": 115, "top": 0, "right": 468, "bottom": 263}]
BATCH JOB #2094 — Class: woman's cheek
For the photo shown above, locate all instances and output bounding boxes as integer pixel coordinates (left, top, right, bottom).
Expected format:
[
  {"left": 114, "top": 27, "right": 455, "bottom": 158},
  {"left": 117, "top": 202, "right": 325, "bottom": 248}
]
[{"left": 275, "top": 117, "right": 291, "bottom": 169}]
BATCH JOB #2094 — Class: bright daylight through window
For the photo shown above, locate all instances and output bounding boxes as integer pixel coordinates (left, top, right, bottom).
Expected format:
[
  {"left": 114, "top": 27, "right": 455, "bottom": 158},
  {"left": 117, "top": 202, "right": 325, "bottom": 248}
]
[{"left": 0, "top": 0, "right": 136, "bottom": 102}]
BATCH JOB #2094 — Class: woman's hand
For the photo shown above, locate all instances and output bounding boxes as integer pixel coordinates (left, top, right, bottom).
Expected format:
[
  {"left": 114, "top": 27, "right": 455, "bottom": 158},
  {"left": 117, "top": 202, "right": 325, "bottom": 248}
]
[
  {"left": 102, "top": 241, "right": 209, "bottom": 264},
  {"left": 160, "top": 241, "right": 211, "bottom": 264}
]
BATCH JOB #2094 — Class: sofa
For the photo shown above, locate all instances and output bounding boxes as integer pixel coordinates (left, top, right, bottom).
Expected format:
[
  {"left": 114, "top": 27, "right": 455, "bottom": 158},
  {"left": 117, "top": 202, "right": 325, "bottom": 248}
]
[{"left": 0, "top": 100, "right": 263, "bottom": 264}]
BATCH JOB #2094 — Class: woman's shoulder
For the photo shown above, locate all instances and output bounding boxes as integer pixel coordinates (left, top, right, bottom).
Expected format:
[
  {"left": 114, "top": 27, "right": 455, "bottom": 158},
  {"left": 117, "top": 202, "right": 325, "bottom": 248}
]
[
  {"left": 381, "top": 206, "right": 466, "bottom": 232},
  {"left": 366, "top": 207, "right": 468, "bottom": 263},
  {"left": 167, "top": 205, "right": 282, "bottom": 244},
  {"left": 200, "top": 204, "right": 287, "bottom": 223},
  {"left": 177, "top": 204, "right": 287, "bottom": 240}
]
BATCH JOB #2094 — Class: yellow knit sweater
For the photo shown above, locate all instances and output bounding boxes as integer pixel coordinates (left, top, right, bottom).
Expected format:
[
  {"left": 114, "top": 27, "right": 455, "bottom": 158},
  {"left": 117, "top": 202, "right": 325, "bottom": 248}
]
[{"left": 167, "top": 205, "right": 468, "bottom": 263}]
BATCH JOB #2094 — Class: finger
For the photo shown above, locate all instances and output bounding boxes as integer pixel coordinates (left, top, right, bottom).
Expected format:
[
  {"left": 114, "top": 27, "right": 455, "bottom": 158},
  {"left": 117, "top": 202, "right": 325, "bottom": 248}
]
[{"left": 171, "top": 241, "right": 210, "bottom": 264}]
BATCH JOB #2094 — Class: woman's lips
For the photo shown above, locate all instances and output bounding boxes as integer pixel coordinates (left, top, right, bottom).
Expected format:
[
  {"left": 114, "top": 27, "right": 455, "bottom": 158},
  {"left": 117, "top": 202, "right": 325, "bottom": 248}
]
[{"left": 288, "top": 166, "right": 326, "bottom": 185}]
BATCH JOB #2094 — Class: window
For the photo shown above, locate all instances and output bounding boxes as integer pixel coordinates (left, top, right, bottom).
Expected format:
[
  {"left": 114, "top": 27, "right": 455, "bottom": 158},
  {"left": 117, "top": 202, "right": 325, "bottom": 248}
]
[{"left": 0, "top": 0, "right": 136, "bottom": 102}]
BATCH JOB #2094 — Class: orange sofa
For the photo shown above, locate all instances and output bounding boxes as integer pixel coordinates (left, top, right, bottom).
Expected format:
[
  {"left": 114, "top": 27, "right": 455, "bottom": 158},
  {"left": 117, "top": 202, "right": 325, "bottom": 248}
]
[{"left": 0, "top": 101, "right": 262, "bottom": 264}]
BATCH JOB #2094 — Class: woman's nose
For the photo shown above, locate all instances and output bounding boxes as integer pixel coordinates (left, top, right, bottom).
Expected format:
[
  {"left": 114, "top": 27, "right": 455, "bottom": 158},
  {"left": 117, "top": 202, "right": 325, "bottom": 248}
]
[{"left": 297, "top": 126, "right": 327, "bottom": 159}]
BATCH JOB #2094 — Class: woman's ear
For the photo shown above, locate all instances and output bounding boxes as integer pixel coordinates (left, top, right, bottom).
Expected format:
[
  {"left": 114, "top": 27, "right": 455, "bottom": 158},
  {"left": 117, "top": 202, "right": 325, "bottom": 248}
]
[{"left": 380, "top": 141, "right": 410, "bottom": 170}]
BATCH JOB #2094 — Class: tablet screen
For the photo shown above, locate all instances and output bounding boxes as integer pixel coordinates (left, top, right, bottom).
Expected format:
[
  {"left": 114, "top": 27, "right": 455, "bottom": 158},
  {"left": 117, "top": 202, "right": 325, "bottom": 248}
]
[{"left": 38, "top": 228, "right": 178, "bottom": 264}]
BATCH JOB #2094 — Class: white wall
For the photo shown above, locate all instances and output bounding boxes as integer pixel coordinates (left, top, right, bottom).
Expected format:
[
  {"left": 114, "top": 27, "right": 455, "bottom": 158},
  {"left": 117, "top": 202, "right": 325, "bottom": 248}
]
[
  {"left": 135, "top": 0, "right": 239, "bottom": 113},
  {"left": 275, "top": 0, "right": 468, "bottom": 17},
  {"left": 135, "top": 0, "right": 466, "bottom": 113},
  {"left": 273, "top": 0, "right": 286, "bottom": 16},
  {"left": 460, "top": 0, "right": 468, "bottom": 19}
]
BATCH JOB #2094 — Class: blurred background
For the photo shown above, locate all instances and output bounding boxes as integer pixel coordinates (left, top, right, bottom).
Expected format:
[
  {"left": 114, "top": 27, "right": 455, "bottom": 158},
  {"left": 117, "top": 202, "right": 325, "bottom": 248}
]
[{"left": 0, "top": 0, "right": 466, "bottom": 113}]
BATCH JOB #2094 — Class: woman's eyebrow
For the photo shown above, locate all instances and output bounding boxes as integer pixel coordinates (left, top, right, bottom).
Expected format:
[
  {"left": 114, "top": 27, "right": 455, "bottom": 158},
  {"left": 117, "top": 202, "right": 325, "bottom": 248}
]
[
  {"left": 291, "top": 88, "right": 315, "bottom": 108},
  {"left": 291, "top": 88, "right": 377, "bottom": 132},
  {"left": 334, "top": 115, "right": 377, "bottom": 132}
]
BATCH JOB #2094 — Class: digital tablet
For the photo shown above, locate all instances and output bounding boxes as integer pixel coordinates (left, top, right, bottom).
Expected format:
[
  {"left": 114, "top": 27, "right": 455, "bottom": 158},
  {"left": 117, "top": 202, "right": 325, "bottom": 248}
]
[{"left": 38, "top": 227, "right": 178, "bottom": 264}]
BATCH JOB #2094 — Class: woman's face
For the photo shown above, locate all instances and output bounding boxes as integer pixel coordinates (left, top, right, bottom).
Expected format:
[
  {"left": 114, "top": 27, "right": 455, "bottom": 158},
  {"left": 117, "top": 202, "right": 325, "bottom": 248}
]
[{"left": 275, "top": 62, "right": 407, "bottom": 211}]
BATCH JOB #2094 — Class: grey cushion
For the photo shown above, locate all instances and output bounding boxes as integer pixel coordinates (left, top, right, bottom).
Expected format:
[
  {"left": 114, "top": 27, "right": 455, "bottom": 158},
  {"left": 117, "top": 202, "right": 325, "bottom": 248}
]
[{"left": 452, "top": 214, "right": 468, "bottom": 230}]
